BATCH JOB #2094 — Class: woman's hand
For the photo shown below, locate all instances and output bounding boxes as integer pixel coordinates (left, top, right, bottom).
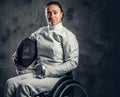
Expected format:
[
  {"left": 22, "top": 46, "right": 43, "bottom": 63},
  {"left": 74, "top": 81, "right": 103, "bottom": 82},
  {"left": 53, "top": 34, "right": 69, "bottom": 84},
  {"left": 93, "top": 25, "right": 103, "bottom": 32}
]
[{"left": 12, "top": 56, "right": 24, "bottom": 68}]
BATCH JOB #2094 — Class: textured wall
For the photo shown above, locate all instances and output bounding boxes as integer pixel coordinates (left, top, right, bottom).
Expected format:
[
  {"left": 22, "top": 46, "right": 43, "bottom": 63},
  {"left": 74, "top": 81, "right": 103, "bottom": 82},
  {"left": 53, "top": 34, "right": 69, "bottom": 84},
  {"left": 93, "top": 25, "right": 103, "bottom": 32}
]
[{"left": 0, "top": 0, "right": 120, "bottom": 97}]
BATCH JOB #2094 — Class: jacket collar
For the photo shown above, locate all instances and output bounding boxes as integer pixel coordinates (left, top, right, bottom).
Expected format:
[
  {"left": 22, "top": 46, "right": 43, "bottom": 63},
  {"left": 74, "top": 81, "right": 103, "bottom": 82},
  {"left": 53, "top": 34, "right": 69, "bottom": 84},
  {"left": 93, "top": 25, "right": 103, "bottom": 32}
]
[{"left": 47, "top": 22, "right": 63, "bottom": 31}]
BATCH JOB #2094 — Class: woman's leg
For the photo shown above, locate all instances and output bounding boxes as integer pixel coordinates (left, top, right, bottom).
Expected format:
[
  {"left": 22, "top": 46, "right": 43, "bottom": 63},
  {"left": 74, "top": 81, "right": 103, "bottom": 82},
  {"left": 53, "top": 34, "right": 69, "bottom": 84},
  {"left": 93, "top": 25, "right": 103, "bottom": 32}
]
[
  {"left": 4, "top": 73, "right": 33, "bottom": 97},
  {"left": 16, "top": 77, "right": 61, "bottom": 97}
]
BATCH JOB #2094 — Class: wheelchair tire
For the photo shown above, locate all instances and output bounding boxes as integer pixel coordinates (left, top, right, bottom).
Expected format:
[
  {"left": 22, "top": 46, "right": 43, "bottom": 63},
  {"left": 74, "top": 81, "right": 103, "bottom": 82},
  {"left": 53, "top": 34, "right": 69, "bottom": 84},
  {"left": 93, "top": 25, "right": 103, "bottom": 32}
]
[{"left": 53, "top": 79, "right": 88, "bottom": 97}]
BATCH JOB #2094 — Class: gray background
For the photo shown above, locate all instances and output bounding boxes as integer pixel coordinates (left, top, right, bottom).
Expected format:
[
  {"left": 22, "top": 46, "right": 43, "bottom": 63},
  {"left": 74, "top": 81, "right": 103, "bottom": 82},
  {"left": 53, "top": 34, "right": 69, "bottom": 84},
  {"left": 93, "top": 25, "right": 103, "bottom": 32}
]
[{"left": 0, "top": 0, "right": 120, "bottom": 97}]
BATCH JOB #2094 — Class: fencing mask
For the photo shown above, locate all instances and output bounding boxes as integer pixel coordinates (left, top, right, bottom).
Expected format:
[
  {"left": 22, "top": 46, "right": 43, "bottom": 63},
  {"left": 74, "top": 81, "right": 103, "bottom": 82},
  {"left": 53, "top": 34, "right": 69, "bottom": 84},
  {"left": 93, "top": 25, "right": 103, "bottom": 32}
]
[{"left": 16, "top": 38, "right": 37, "bottom": 67}]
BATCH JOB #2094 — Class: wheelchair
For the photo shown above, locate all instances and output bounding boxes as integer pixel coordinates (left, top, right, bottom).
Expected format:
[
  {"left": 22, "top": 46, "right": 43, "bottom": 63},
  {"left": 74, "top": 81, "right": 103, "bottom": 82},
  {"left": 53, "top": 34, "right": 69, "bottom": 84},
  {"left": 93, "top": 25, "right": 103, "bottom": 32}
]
[{"left": 34, "top": 72, "right": 88, "bottom": 97}]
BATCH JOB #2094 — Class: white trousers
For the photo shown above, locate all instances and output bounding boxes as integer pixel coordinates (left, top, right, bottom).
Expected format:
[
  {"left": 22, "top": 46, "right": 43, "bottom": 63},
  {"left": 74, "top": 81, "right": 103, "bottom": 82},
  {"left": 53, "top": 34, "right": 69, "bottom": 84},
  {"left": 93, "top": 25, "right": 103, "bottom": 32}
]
[{"left": 4, "top": 73, "right": 61, "bottom": 97}]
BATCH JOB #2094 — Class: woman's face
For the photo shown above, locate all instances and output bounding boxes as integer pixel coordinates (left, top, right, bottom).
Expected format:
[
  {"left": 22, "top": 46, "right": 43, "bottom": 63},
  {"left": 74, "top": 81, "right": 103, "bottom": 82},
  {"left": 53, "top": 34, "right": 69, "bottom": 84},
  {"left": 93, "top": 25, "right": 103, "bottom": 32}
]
[{"left": 45, "top": 5, "right": 63, "bottom": 26}]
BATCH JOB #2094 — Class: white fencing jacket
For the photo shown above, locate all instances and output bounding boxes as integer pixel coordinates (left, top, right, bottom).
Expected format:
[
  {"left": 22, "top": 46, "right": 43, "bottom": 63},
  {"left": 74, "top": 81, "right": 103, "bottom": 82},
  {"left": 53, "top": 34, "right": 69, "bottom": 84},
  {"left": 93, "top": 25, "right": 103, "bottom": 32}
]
[
  {"left": 15, "top": 23, "right": 79, "bottom": 77},
  {"left": 30, "top": 22, "right": 79, "bottom": 77}
]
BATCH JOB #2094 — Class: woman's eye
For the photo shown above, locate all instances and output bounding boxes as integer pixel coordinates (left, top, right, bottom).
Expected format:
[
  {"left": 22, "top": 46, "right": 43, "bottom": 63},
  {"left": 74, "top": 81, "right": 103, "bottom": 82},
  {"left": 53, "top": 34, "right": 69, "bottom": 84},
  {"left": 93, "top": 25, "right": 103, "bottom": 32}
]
[{"left": 54, "top": 12, "right": 58, "bottom": 15}]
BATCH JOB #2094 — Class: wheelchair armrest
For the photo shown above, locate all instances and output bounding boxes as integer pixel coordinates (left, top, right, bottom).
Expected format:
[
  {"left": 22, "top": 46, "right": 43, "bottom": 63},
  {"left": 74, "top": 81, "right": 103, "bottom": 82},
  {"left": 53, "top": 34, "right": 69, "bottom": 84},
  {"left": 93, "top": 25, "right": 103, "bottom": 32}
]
[{"left": 66, "top": 72, "right": 73, "bottom": 79}]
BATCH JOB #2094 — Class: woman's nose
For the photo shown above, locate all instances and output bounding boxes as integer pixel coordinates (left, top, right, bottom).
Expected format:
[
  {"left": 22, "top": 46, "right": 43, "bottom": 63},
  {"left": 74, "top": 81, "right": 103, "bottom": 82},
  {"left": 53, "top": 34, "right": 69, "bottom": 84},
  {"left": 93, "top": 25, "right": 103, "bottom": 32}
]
[{"left": 50, "top": 13, "right": 55, "bottom": 18}]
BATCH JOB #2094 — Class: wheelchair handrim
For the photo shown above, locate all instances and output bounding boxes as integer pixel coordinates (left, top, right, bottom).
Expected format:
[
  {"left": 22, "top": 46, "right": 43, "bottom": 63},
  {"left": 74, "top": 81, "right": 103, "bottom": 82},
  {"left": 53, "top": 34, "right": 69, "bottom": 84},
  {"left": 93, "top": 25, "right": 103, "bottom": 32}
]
[{"left": 59, "top": 83, "right": 88, "bottom": 97}]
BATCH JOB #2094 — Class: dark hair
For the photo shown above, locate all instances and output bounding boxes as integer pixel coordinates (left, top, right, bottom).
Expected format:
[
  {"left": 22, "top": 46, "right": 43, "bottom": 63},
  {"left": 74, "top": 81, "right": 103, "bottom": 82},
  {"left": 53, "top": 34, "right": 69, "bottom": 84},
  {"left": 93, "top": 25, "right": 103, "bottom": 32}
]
[{"left": 45, "top": 1, "right": 64, "bottom": 18}]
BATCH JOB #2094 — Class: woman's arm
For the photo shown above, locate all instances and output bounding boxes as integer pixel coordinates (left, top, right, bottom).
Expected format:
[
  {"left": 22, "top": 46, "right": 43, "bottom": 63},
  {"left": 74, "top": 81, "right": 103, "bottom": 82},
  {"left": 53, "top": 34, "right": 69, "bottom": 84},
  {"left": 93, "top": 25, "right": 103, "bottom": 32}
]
[{"left": 45, "top": 33, "right": 79, "bottom": 77}]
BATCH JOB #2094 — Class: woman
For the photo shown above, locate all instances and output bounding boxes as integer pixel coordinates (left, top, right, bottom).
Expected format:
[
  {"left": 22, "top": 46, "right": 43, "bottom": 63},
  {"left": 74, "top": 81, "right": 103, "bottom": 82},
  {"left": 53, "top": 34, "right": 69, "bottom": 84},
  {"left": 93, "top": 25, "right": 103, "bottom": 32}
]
[{"left": 4, "top": 1, "right": 79, "bottom": 97}]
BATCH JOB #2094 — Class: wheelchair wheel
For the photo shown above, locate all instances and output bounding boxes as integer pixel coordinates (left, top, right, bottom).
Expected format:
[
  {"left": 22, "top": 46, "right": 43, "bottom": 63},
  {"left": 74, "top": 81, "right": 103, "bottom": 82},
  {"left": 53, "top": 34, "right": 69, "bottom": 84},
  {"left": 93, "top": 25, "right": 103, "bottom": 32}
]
[{"left": 53, "top": 80, "right": 88, "bottom": 97}]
